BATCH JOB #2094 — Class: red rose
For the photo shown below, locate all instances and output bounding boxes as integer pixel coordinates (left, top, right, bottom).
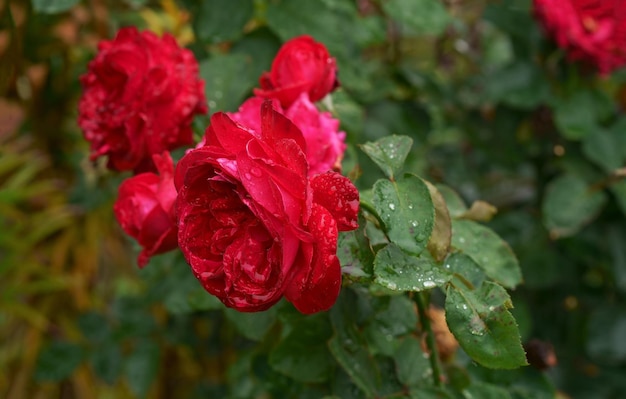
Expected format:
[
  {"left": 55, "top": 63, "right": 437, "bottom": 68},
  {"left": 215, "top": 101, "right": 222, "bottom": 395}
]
[
  {"left": 79, "top": 27, "right": 207, "bottom": 172},
  {"left": 114, "top": 152, "right": 178, "bottom": 267},
  {"left": 533, "top": 0, "right": 626, "bottom": 74},
  {"left": 227, "top": 95, "right": 346, "bottom": 176},
  {"left": 253, "top": 35, "right": 338, "bottom": 107},
  {"left": 175, "top": 101, "right": 358, "bottom": 314}
]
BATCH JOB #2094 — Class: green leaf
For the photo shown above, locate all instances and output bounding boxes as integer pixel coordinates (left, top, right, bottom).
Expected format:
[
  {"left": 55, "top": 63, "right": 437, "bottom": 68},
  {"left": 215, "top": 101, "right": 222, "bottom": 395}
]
[
  {"left": 359, "top": 135, "right": 413, "bottom": 179},
  {"left": 542, "top": 174, "right": 607, "bottom": 238},
  {"left": 230, "top": 27, "right": 282, "bottom": 83},
  {"left": 329, "top": 291, "right": 380, "bottom": 397},
  {"left": 587, "top": 305, "right": 626, "bottom": 363},
  {"left": 464, "top": 382, "right": 513, "bottom": 399},
  {"left": 409, "top": 387, "right": 455, "bottom": 399},
  {"left": 225, "top": 307, "right": 277, "bottom": 342},
  {"left": 445, "top": 282, "right": 527, "bottom": 369},
  {"left": 199, "top": 53, "right": 257, "bottom": 114},
  {"left": 337, "top": 213, "right": 375, "bottom": 279},
  {"left": 372, "top": 174, "right": 435, "bottom": 256},
  {"left": 77, "top": 312, "right": 110, "bottom": 343},
  {"left": 582, "top": 129, "right": 624, "bottom": 173},
  {"left": 190, "top": 0, "right": 253, "bottom": 43},
  {"left": 382, "top": 0, "right": 450, "bottom": 36},
  {"left": 374, "top": 244, "right": 452, "bottom": 291},
  {"left": 269, "top": 317, "right": 333, "bottom": 383},
  {"left": 124, "top": 340, "right": 160, "bottom": 397},
  {"left": 554, "top": 91, "right": 601, "bottom": 140},
  {"left": 444, "top": 252, "right": 486, "bottom": 290},
  {"left": 435, "top": 184, "right": 468, "bottom": 218},
  {"left": 485, "top": 62, "right": 550, "bottom": 109},
  {"left": 265, "top": 0, "right": 365, "bottom": 60},
  {"left": 394, "top": 337, "right": 431, "bottom": 386},
  {"left": 31, "top": 0, "right": 80, "bottom": 14},
  {"left": 35, "top": 341, "right": 83, "bottom": 381},
  {"left": 363, "top": 295, "right": 417, "bottom": 356},
  {"left": 332, "top": 89, "right": 366, "bottom": 136},
  {"left": 90, "top": 340, "right": 122, "bottom": 385},
  {"left": 451, "top": 220, "right": 522, "bottom": 289},
  {"left": 374, "top": 295, "right": 418, "bottom": 336}
]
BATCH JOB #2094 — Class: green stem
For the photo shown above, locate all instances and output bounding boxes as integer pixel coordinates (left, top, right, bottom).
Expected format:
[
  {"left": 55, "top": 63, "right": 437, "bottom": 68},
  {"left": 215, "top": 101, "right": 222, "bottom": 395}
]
[{"left": 414, "top": 292, "right": 443, "bottom": 388}]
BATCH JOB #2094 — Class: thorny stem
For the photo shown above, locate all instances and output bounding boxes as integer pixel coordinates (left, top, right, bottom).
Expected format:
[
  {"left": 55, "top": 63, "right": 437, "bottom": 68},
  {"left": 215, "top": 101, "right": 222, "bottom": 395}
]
[{"left": 414, "top": 291, "right": 443, "bottom": 388}]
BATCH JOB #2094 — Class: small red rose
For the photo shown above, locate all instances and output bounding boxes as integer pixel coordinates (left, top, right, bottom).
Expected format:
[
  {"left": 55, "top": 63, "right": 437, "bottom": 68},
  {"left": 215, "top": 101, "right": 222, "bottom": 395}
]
[
  {"left": 254, "top": 35, "right": 338, "bottom": 107},
  {"left": 114, "top": 152, "right": 178, "bottom": 267},
  {"left": 533, "top": 0, "right": 626, "bottom": 74},
  {"left": 176, "top": 101, "right": 358, "bottom": 314},
  {"left": 79, "top": 27, "right": 207, "bottom": 172}
]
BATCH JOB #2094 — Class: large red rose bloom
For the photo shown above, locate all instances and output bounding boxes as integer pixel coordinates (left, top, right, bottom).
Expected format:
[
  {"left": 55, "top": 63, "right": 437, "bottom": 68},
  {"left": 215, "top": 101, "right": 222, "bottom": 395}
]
[
  {"left": 79, "top": 27, "right": 207, "bottom": 172},
  {"left": 175, "top": 101, "right": 358, "bottom": 314},
  {"left": 533, "top": 0, "right": 626, "bottom": 74}
]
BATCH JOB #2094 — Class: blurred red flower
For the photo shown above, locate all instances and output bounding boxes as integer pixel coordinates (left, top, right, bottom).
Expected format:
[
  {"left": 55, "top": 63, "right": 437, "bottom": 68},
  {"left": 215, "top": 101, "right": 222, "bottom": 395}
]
[
  {"left": 534, "top": 0, "right": 626, "bottom": 74},
  {"left": 79, "top": 27, "right": 207, "bottom": 172}
]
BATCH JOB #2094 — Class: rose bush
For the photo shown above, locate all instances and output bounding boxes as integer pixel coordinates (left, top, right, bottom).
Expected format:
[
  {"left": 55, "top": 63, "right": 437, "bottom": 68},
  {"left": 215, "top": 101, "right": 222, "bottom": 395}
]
[
  {"left": 78, "top": 27, "right": 207, "bottom": 172},
  {"left": 253, "top": 35, "right": 338, "bottom": 107},
  {"left": 227, "top": 94, "right": 346, "bottom": 176},
  {"left": 113, "top": 152, "right": 178, "bottom": 267},
  {"left": 175, "top": 101, "right": 358, "bottom": 314},
  {"left": 533, "top": 0, "right": 626, "bottom": 73}
]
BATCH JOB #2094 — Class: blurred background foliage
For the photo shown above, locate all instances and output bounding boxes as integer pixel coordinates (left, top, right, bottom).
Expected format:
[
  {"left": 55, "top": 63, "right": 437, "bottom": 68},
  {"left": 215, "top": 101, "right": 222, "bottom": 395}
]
[{"left": 2, "top": 0, "right": 626, "bottom": 397}]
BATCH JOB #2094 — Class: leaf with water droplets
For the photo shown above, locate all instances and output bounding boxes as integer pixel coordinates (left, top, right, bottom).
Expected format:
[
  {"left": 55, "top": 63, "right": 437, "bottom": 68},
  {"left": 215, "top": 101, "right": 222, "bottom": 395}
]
[
  {"left": 445, "top": 281, "right": 527, "bottom": 369},
  {"left": 451, "top": 220, "right": 522, "bottom": 289},
  {"left": 373, "top": 244, "right": 452, "bottom": 292},
  {"left": 359, "top": 135, "right": 413, "bottom": 179},
  {"left": 329, "top": 290, "right": 381, "bottom": 397},
  {"left": 337, "top": 213, "right": 375, "bottom": 279},
  {"left": 394, "top": 337, "right": 431, "bottom": 387},
  {"left": 372, "top": 174, "right": 435, "bottom": 256}
]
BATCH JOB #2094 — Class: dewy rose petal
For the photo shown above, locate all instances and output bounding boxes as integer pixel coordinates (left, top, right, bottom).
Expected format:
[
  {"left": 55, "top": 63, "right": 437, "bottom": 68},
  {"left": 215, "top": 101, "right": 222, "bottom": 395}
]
[
  {"left": 226, "top": 95, "right": 346, "bottom": 176},
  {"left": 253, "top": 35, "right": 338, "bottom": 107},
  {"left": 176, "top": 100, "right": 358, "bottom": 314},
  {"left": 533, "top": 0, "right": 626, "bottom": 74},
  {"left": 78, "top": 27, "right": 207, "bottom": 172},
  {"left": 285, "top": 93, "right": 346, "bottom": 176},
  {"left": 114, "top": 152, "right": 179, "bottom": 267}
]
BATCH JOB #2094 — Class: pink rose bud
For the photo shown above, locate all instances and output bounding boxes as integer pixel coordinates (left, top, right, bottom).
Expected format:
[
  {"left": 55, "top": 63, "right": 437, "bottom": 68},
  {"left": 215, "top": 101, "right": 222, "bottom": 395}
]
[
  {"left": 254, "top": 35, "right": 338, "bottom": 107},
  {"left": 79, "top": 27, "right": 207, "bottom": 173},
  {"left": 114, "top": 152, "right": 179, "bottom": 267}
]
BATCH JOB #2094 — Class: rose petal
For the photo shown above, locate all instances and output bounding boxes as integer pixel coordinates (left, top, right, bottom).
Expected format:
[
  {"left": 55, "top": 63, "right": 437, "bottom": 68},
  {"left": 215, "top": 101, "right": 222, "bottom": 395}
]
[
  {"left": 285, "top": 204, "right": 342, "bottom": 314},
  {"left": 311, "top": 171, "right": 359, "bottom": 231}
]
